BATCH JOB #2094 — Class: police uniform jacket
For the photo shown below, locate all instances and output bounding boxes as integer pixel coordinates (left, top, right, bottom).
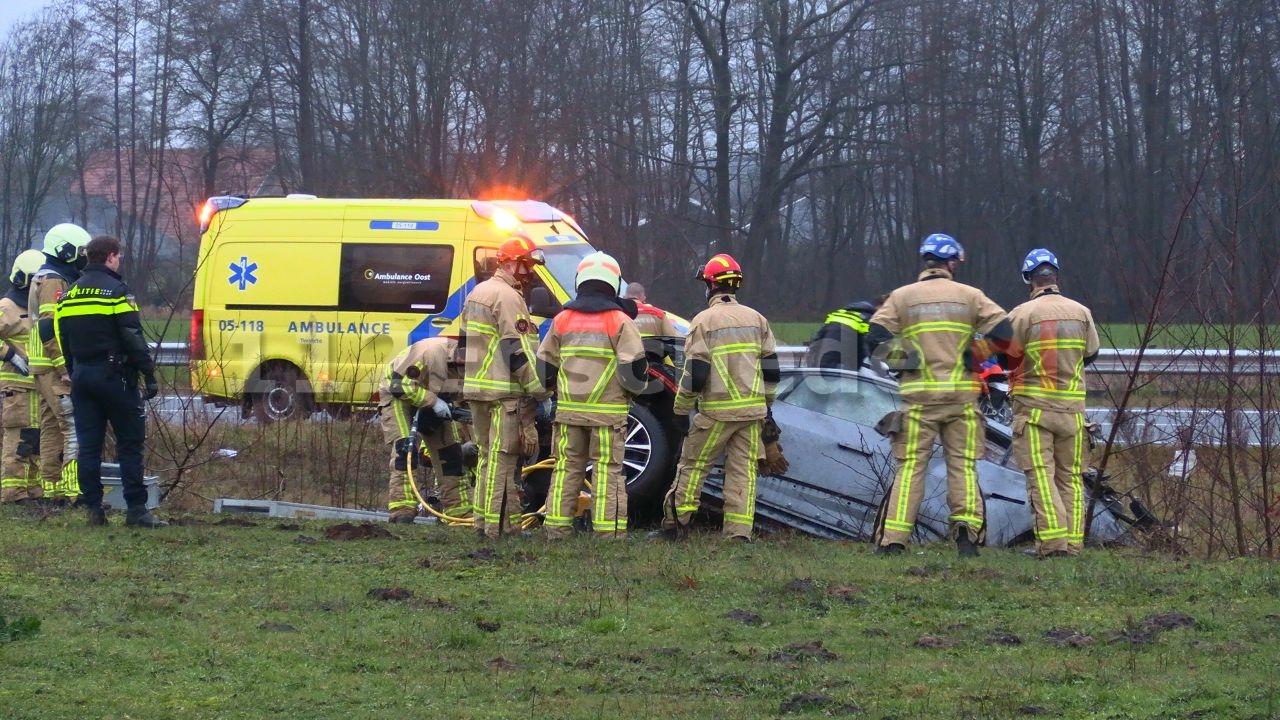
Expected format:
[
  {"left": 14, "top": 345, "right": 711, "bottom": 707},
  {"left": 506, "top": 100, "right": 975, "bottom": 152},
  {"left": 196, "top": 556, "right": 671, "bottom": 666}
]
[
  {"left": 54, "top": 264, "right": 154, "bottom": 376},
  {"left": 869, "top": 268, "right": 1007, "bottom": 405},
  {"left": 674, "top": 293, "right": 777, "bottom": 422},
  {"left": 536, "top": 286, "right": 646, "bottom": 427},
  {"left": 0, "top": 289, "right": 33, "bottom": 390},
  {"left": 379, "top": 336, "right": 461, "bottom": 408},
  {"left": 461, "top": 267, "right": 544, "bottom": 402},
  {"left": 1006, "top": 285, "right": 1100, "bottom": 413}
]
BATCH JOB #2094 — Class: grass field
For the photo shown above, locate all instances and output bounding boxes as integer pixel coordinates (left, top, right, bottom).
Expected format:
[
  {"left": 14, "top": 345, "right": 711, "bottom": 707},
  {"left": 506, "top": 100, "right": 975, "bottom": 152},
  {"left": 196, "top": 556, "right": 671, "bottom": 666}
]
[{"left": 2, "top": 507, "right": 1279, "bottom": 719}]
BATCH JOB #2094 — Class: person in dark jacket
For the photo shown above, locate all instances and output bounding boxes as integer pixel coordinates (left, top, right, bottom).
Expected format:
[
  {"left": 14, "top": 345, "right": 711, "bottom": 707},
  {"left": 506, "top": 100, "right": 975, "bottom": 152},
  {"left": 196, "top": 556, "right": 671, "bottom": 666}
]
[
  {"left": 54, "top": 235, "right": 164, "bottom": 528},
  {"left": 805, "top": 297, "right": 883, "bottom": 371}
]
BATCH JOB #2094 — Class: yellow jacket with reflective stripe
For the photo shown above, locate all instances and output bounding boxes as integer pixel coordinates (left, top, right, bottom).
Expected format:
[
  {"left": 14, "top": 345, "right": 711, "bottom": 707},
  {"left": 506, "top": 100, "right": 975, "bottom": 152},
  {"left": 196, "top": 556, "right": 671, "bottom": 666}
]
[
  {"left": 461, "top": 268, "right": 544, "bottom": 402},
  {"left": 378, "top": 336, "right": 460, "bottom": 408},
  {"left": 0, "top": 296, "right": 33, "bottom": 390},
  {"left": 870, "top": 268, "right": 1007, "bottom": 405},
  {"left": 537, "top": 305, "right": 644, "bottom": 427},
  {"left": 1007, "top": 285, "right": 1099, "bottom": 412},
  {"left": 674, "top": 294, "right": 777, "bottom": 421},
  {"left": 27, "top": 270, "right": 72, "bottom": 374}
]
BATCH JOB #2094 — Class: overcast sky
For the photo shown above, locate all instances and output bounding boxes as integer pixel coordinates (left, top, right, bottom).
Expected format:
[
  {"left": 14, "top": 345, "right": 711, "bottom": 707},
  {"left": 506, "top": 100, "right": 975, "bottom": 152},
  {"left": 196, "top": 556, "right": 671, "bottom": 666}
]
[{"left": 1, "top": 0, "right": 52, "bottom": 36}]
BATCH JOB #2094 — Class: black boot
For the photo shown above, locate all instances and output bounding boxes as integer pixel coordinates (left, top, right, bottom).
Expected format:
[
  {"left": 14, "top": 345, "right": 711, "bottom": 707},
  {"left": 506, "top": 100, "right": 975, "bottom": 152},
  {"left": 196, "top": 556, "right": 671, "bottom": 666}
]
[
  {"left": 86, "top": 506, "right": 108, "bottom": 527},
  {"left": 125, "top": 508, "right": 168, "bottom": 528},
  {"left": 875, "top": 542, "right": 906, "bottom": 556},
  {"left": 956, "top": 528, "right": 979, "bottom": 558},
  {"left": 646, "top": 523, "right": 689, "bottom": 541}
]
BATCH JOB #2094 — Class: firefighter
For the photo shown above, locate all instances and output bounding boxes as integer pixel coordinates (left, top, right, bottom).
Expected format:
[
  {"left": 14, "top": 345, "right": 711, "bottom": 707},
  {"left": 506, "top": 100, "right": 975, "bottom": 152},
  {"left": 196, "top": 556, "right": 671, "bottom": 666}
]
[
  {"left": 28, "top": 223, "right": 90, "bottom": 505},
  {"left": 653, "top": 253, "right": 779, "bottom": 541},
  {"left": 1006, "top": 249, "right": 1100, "bottom": 558},
  {"left": 805, "top": 298, "right": 882, "bottom": 371},
  {"left": 55, "top": 235, "right": 164, "bottom": 527},
  {"left": 0, "top": 251, "right": 41, "bottom": 505},
  {"left": 622, "top": 282, "right": 681, "bottom": 337},
  {"left": 536, "top": 252, "right": 647, "bottom": 538},
  {"left": 866, "top": 233, "right": 1011, "bottom": 557},
  {"left": 461, "top": 235, "right": 551, "bottom": 538},
  {"left": 378, "top": 335, "right": 468, "bottom": 523}
]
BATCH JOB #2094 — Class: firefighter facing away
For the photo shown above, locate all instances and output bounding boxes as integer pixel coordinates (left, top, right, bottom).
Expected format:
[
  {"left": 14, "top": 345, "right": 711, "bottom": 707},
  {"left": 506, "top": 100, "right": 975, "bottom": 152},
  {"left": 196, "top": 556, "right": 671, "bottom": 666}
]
[
  {"left": 653, "top": 253, "right": 779, "bottom": 541},
  {"left": 378, "top": 335, "right": 469, "bottom": 522},
  {"left": 28, "top": 223, "right": 91, "bottom": 504},
  {"left": 1005, "top": 249, "right": 1100, "bottom": 558},
  {"left": 805, "top": 298, "right": 883, "bottom": 371},
  {"left": 0, "top": 251, "right": 41, "bottom": 504},
  {"left": 461, "top": 235, "right": 552, "bottom": 538},
  {"left": 866, "top": 234, "right": 1011, "bottom": 557},
  {"left": 621, "top": 282, "right": 682, "bottom": 337},
  {"left": 536, "top": 251, "right": 647, "bottom": 538},
  {"left": 55, "top": 235, "right": 164, "bottom": 528}
]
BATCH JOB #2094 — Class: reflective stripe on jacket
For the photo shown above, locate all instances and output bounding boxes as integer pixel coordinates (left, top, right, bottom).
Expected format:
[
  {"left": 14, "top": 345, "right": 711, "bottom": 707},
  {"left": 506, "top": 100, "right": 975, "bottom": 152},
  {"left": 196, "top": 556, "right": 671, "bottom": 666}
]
[
  {"left": 1007, "top": 286, "right": 1100, "bottom": 412},
  {"left": 674, "top": 294, "right": 777, "bottom": 421},
  {"left": 0, "top": 297, "right": 33, "bottom": 390},
  {"left": 378, "top": 336, "right": 460, "bottom": 408},
  {"left": 537, "top": 306, "right": 644, "bottom": 426},
  {"left": 870, "top": 268, "right": 1007, "bottom": 405},
  {"left": 461, "top": 268, "right": 542, "bottom": 401},
  {"left": 27, "top": 270, "right": 73, "bottom": 372}
]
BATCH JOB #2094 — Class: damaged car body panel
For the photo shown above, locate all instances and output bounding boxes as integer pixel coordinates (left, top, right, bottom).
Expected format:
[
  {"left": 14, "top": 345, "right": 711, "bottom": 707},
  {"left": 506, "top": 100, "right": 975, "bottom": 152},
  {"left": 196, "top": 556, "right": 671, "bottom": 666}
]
[{"left": 700, "top": 367, "right": 1139, "bottom": 546}]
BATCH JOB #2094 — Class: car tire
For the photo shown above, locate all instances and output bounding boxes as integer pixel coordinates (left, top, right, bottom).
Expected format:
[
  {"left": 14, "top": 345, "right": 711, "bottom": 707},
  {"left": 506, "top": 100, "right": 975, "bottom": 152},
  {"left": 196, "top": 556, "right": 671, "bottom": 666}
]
[
  {"left": 623, "top": 403, "right": 672, "bottom": 500},
  {"left": 252, "top": 362, "right": 312, "bottom": 423}
]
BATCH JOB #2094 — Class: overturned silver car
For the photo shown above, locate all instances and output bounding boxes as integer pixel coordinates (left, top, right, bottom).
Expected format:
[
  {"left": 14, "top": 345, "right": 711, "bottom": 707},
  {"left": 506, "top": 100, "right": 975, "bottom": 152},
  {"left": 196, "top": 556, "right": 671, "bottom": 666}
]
[{"left": 698, "top": 367, "right": 1152, "bottom": 546}]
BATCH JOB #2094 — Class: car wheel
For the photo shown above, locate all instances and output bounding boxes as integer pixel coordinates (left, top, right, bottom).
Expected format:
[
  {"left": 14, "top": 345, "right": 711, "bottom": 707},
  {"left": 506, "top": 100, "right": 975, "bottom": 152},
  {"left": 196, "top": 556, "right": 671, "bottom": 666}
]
[
  {"left": 252, "top": 362, "right": 312, "bottom": 422},
  {"left": 623, "top": 403, "right": 672, "bottom": 500}
]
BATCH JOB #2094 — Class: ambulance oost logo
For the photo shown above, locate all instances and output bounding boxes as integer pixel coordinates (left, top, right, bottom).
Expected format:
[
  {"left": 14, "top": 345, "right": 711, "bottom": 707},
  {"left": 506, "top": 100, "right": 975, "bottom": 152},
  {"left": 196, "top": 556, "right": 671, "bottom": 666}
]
[
  {"left": 228, "top": 256, "right": 258, "bottom": 291},
  {"left": 364, "top": 268, "right": 375, "bottom": 280}
]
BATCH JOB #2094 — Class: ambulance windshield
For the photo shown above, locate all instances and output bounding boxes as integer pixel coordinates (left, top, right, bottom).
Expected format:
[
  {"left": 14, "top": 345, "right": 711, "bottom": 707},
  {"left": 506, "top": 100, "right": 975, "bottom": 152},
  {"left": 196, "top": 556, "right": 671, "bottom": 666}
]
[{"left": 540, "top": 244, "right": 598, "bottom": 299}]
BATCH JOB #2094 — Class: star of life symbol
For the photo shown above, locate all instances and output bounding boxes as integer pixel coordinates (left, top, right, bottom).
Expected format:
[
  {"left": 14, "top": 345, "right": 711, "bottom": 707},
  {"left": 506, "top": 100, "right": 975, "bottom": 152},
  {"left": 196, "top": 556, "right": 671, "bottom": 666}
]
[{"left": 228, "top": 256, "right": 258, "bottom": 290}]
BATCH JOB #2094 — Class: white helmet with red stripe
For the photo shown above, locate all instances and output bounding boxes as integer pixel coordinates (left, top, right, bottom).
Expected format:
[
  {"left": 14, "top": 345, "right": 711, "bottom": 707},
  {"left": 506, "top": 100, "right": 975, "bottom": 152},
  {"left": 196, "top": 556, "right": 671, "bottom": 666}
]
[{"left": 575, "top": 251, "right": 622, "bottom": 294}]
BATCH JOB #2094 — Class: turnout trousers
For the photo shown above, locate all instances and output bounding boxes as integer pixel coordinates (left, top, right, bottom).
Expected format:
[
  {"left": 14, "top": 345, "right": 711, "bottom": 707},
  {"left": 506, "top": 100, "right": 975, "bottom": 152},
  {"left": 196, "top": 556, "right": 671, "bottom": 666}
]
[
  {"left": 33, "top": 371, "right": 77, "bottom": 499},
  {"left": 875, "top": 401, "right": 986, "bottom": 547},
  {"left": 469, "top": 399, "right": 524, "bottom": 538},
  {"left": 0, "top": 389, "right": 41, "bottom": 502},
  {"left": 662, "top": 414, "right": 761, "bottom": 539},
  {"left": 378, "top": 397, "right": 470, "bottom": 518},
  {"left": 70, "top": 362, "right": 146, "bottom": 511},
  {"left": 543, "top": 421, "right": 627, "bottom": 538},
  {"left": 1013, "top": 405, "right": 1087, "bottom": 556}
]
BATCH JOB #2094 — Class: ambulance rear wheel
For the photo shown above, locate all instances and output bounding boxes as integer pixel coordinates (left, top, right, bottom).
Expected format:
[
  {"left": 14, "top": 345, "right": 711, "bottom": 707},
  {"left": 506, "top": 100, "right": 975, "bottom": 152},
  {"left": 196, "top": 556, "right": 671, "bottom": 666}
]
[{"left": 252, "top": 362, "right": 313, "bottom": 423}]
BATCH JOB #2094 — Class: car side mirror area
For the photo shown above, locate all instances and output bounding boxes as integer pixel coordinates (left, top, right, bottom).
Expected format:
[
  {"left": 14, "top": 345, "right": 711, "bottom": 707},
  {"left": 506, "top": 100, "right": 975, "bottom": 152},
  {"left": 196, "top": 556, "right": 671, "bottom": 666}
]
[{"left": 529, "top": 286, "right": 562, "bottom": 317}]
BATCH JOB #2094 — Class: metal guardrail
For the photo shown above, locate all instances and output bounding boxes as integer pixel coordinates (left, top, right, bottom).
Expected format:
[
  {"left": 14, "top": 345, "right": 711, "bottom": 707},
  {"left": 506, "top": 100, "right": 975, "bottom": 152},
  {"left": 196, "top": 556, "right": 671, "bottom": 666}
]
[
  {"left": 157, "top": 341, "right": 1280, "bottom": 375},
  {"left": 776, "top": 345, "right": 1280, "bottom": 375}
]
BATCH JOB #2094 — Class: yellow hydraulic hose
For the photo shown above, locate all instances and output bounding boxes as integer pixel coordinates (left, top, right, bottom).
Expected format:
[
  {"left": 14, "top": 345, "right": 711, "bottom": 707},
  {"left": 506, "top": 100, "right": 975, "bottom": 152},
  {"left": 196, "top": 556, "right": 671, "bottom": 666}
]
[{"left": 404, "top": 451, "right": 558, "bottom": 527}]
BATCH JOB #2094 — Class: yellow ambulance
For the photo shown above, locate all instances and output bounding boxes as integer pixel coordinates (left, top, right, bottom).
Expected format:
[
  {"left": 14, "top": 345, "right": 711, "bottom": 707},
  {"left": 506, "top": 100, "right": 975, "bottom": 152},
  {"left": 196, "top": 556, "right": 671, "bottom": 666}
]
[{"left": 191, "top": 195, "right": 613, "bottom": 419}]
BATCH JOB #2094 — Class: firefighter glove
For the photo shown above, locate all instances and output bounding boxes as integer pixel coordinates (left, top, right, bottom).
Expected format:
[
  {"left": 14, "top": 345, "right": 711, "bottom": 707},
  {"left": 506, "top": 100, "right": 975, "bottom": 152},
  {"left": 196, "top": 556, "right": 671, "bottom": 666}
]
[
  {"left": 672, "top": 413, "right": 690, "bottom": 436},
  {"left": 761, "top": 415, "right": 782, "bottom": 444},
  {"left": 759, "top": 439, "right": 789, "bottom": 476},
  {"left": 431, "top": 396, "right": 451, "bottom": 419},
  {"left": 389, "top": 373, "right": 406, "bottom": 399},
  {"left": 143, "top": 373, "right": 159, "bottom": 400},
  {"left": 3, "top": 346, "right": 29, "bottom": 376}
]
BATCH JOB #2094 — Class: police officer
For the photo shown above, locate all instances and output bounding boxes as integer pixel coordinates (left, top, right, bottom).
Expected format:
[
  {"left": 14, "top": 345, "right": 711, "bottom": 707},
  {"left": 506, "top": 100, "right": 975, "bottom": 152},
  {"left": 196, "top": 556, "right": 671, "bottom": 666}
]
[
  {"left": 1006, "top": 249, "right": 1100, "bottom": 558},
  {"left": 29, "top": 223, "right": 90, "bottom": 505},
  {"left": 536, "top": 252, "right": 647, "bottom": 538},
  {"left": 866, "top": 234, "right": 1010, "bottom": 557},
  {"left": 461, "top": 235, "right": 551, "bottom": 538},
  {"left": 653, "top": 253, "right": 779, "bottom": 541},
  {"left": 0, "top": 251, "right": 41, "bottom": 504},
  {"left": 378, "top": 335, "right": 468, "bottom": 522},
  {"left": 805, "top": 298, "right": 882, "bottom": 371},
  {"left": 622, "top": 282, "right": 682, "bottom": 337},
  {"left": 54, "top": 235, "right": 164, "bottom": 528}
]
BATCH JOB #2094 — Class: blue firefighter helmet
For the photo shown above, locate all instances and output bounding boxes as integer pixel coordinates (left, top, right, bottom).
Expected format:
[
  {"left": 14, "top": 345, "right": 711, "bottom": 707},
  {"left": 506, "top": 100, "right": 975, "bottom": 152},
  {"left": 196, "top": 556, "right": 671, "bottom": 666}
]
[
  {"left": 1021, "top": 248, "right": 1059, "bottom": 284},
  {"left": 919, "top": 233, "right": 965, "bottom": 262}
]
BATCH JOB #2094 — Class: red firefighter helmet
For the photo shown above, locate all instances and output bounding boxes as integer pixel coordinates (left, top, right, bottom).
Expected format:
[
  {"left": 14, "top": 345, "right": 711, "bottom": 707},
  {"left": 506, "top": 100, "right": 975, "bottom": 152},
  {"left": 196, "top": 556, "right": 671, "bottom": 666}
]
[
  {"left": 698, "top": 253, "right": 743, "bottom": 287},
  {"left": 495, "top": 235, "right": 545, "bottom": 265}
]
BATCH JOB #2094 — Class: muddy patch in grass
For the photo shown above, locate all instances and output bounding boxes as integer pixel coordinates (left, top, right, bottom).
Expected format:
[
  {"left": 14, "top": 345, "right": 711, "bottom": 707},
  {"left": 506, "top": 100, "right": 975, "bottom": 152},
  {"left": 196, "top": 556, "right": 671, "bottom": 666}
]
[
  {"left": 466, "top": 548, "right": 497, "bottom": 561},
  {"left": 486, "top": 656, "right": 516, "bottom": 671},
  {"left": 986, "top": 630, "right": 1023, "bottom": 646},
  {"left": 784, "top": 577, "right": 817, "bottom": 593},
  {"left": 768, "top": 640, "right": 840, "bottom": 662},
  {"left": 914, "top": 634, "right": 956, "bottom": 649},
  {"left": 326, "top": 523, "right": 395, "bottom": 541},
  {"left": 367, "top": 587, "right": 414, "bottom": 601},
  {"left": 1043, "top": 628, "right": 1095, "bottom": 647},
  {"left": 258, "top": 622, "right": 297, "bottom": 633},
  {"left": 216, "top": 517, "right": 257, "bottom": 527},
  {"left": 724, "top": 608, "right": 764, "bottom": 626}
]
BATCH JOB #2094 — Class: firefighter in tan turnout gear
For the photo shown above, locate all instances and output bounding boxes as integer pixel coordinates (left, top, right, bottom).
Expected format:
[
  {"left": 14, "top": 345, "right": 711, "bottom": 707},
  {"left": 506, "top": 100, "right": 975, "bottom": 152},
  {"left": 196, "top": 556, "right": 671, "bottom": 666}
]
[
  {"left": 621, "top": 282, "right": 681, "bottom": 337},
  {"left": 866, "top": 234, "right": 1011, "bottom": 557},
  {"left": 536, "top": 251, "right": 647, "bottom": 538},
  {"left": 1006, "top": 249, "right": 1100, "bottom": 558},
  {"left": 0, "top": 251, "right": 42, "bottom": 504},
  {"left": 653, "top": 253, "right": 779, "bottom": 541},
  {"left": 28, "top": 224, "right": 91, "bottom": 504},
  {"left": 462, "top": 235, "right": 551, "bottom": 538},
  {"left": 378, "top": 335, "right": 469, "bottom": 522}
]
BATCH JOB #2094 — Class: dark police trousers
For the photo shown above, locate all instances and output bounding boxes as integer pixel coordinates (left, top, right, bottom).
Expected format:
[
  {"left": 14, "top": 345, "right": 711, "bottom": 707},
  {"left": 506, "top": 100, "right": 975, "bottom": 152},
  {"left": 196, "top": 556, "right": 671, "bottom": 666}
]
[{"left": 71, "top": 361, "right": 146, "bottom": 510}]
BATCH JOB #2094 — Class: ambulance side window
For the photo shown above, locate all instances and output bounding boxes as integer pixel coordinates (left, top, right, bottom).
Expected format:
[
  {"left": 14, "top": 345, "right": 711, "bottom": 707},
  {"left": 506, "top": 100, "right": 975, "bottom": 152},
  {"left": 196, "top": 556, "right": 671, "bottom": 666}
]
[
  {"left": 339, "top": 243, "right": 453, "bottom": 313},
  {"left": 474, "top": 248, "right": 498, "bottom": 283}
]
